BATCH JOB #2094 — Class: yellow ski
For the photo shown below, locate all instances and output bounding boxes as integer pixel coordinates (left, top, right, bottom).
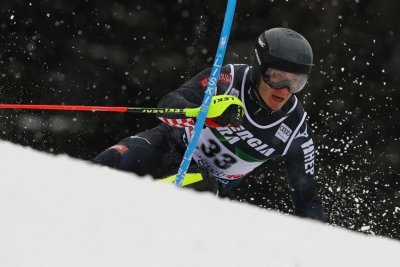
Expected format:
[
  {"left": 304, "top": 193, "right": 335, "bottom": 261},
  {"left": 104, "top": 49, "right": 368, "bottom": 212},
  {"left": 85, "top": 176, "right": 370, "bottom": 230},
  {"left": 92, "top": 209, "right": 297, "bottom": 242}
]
[{"left": 160, "top": 173, "right": 203, "bottom": 187}]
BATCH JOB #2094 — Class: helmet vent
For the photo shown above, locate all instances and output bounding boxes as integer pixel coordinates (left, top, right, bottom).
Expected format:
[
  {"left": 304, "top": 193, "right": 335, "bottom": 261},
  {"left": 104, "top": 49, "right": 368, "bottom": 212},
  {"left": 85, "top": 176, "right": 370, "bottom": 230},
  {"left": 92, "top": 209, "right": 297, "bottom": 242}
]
[{"left": 283, "top": 29, "right": 303, "bottom": 40}]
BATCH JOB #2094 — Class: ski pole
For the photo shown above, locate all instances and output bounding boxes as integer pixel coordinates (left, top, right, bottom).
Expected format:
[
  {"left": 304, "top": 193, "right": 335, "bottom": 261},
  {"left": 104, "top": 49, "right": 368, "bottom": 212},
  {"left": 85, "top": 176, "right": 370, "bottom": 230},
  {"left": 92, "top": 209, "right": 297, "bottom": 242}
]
[
  {"left": 175, "top": 0, "right": 236, "bottom": 186},
  {"left": 0, "top": 104, "right": 200, "bottom": 118}
]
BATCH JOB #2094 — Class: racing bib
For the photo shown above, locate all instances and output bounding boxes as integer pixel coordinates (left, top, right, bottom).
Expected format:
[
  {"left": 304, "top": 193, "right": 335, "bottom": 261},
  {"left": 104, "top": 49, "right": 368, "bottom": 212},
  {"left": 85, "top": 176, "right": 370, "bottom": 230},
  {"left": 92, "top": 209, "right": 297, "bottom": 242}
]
[{"left": 186, "top": 128, "right": 264, "bottom": 181}]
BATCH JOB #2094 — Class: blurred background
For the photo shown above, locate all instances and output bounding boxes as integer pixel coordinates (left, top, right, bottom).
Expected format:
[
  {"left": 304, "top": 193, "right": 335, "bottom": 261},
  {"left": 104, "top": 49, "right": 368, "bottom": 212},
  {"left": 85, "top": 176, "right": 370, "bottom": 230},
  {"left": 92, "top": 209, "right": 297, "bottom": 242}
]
[{"left": 1, "top": 0, "right": 399, "bottom": 239}]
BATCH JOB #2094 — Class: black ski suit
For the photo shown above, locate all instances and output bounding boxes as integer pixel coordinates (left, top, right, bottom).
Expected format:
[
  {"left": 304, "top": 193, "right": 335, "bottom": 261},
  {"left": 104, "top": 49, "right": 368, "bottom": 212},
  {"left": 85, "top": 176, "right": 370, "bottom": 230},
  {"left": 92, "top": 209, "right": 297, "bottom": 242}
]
[{"left": 94, "top": 64, "right": 325, "bottom": 221}]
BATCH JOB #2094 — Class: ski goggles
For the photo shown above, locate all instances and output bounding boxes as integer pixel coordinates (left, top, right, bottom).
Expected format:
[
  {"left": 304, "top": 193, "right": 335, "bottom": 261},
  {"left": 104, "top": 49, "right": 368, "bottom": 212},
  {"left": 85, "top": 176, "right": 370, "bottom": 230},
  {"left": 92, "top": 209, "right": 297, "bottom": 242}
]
[{"left": 262, "top": 68, "right": 308, "bottom": 94}]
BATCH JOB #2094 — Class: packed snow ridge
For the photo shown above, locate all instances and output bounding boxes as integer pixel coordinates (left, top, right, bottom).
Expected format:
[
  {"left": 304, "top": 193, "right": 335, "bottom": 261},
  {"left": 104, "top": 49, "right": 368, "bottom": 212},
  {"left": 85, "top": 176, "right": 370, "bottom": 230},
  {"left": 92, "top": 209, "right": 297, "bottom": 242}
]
[{"left": 0, "top": 140, "right": 399, "bottom": 267}]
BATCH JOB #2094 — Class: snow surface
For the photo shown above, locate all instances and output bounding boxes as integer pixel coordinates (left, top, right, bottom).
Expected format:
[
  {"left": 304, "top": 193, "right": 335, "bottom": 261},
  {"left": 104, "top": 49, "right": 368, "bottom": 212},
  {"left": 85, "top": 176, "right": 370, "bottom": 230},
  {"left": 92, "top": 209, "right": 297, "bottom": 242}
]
[{"left": 0, "top": 140, "right": 399, "bottom": 267}]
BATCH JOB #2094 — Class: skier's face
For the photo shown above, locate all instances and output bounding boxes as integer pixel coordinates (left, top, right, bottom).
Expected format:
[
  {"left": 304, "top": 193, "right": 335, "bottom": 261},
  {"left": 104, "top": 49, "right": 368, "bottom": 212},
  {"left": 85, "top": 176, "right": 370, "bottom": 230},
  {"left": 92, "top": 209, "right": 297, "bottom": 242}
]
[{"left": 257, "top": 76, "right": 292, "bottom": 111}]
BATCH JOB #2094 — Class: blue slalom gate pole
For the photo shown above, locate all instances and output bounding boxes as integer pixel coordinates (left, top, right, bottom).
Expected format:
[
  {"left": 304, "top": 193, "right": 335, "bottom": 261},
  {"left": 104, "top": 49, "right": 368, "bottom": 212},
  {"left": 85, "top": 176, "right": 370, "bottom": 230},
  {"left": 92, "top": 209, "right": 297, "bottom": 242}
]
[{"left": 175, "top": 0, "right": 237, "bottom": 186}]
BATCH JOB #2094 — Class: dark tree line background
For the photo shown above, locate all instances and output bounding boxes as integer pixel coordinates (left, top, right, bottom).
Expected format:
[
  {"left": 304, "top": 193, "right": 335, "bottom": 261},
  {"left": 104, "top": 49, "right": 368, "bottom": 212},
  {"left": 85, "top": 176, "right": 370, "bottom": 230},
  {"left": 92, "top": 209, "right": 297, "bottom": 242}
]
[{"left": 1, "top": 0, "right": 399, "bottom": 240}]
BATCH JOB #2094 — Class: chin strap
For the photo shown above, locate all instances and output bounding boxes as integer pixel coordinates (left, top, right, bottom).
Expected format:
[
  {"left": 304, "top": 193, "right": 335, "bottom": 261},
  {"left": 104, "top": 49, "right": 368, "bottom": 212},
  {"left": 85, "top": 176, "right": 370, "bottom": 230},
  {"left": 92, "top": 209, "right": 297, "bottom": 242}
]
[{"left": 248, "top": 85, "right": 275, "bottom": 116}]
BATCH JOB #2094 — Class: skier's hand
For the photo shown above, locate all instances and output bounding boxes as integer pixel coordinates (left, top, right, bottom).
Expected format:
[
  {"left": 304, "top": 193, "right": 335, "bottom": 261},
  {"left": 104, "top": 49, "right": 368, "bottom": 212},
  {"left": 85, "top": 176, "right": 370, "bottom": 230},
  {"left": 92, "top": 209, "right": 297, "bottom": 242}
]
[
  {"left": 161, "top": 95, "right": 244, "bottom": 128},
  {"left": 204, "top": 95, "right": 245, "bottom": 128}
]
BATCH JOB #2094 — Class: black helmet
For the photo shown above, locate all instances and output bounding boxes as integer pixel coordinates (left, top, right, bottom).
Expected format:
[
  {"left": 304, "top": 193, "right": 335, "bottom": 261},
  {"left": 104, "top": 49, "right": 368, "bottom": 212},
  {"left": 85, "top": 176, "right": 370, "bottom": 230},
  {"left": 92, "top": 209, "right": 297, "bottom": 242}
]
[{"left": 251, "top": 27, "right": 314, "bottom": 84}]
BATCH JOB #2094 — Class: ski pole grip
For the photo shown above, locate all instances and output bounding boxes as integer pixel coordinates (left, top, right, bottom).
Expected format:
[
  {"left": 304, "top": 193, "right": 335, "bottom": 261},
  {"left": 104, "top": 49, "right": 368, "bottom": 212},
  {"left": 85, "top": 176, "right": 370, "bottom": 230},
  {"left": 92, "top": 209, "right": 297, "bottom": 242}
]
[{"left": 184, "top": 107, "right": 201, "bottom": 118}]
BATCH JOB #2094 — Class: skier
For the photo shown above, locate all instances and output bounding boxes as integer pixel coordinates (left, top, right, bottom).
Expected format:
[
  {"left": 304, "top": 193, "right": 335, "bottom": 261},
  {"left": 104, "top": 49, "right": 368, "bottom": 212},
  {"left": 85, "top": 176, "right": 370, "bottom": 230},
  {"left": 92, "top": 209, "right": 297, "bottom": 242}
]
[{"left": 94, "top": 27, "right": 325, "bottom": 221}]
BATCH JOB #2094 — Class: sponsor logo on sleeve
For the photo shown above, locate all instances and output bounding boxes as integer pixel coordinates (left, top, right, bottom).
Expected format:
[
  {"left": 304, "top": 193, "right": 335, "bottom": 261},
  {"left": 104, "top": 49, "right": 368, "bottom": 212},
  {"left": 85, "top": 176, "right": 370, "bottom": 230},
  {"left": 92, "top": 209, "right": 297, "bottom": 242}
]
[
  {"left": 111, "top": 144, "right": 128, "bottom": 154},
  {"left": 301, "top": 139, "right": 315, "bottom": 175},
  {"left": 200, "top": 72, "right": 232, "bottom": 89},
  {"left": 294, "top": 124, "right": 309, "bottom": 139}
]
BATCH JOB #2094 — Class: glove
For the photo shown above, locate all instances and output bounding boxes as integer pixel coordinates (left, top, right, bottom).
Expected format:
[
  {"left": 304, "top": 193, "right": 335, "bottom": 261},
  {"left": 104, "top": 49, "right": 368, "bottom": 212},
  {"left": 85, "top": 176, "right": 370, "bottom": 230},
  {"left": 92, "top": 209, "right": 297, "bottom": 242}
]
[
  {"left": 160, "top": 95, "right": 245, "bottom": 128},
  {"left": 204, "top": 95, "right": 245, "bottom": 128}
]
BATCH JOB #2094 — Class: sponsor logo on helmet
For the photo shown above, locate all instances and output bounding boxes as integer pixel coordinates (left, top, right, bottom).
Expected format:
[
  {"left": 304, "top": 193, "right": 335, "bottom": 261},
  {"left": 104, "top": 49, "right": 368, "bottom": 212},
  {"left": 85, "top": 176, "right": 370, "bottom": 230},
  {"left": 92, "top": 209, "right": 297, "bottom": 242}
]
[
  {"left": 254, "top": 48, "right": 262, "bottom": 66},
  {"left": 258, "top": 37, "right": 266, "bottom": 47}
]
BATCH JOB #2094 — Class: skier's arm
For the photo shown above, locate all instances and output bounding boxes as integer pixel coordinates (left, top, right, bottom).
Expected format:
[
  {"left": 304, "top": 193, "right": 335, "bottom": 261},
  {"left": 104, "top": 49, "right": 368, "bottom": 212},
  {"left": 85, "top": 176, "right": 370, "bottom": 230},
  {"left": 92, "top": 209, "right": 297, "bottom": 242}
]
[
  {"left": 158, "top": 68, "right": 213, "bottom": 110},
  {"left": 284, "top": 133, "right": 325, "bottom": 222},
  {"left": 157, "top": 66, "right": 244, "bottom": 127}
]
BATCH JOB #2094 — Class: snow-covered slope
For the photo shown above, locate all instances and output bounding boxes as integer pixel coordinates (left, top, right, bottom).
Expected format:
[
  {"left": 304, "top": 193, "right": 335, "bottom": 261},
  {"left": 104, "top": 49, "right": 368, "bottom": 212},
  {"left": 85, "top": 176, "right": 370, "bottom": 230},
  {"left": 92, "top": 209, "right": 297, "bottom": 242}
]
[{"left": 0, "top": 140, "right": 399, "bottom": 267}]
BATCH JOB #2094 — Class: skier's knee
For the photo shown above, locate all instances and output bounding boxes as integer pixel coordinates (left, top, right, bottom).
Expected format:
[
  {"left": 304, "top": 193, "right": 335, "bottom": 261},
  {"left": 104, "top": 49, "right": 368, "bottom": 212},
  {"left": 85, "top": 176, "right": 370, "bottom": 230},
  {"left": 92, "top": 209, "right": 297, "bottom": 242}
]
[{"left": 93, "top": 144, "right": 128, "bottom": 168}]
